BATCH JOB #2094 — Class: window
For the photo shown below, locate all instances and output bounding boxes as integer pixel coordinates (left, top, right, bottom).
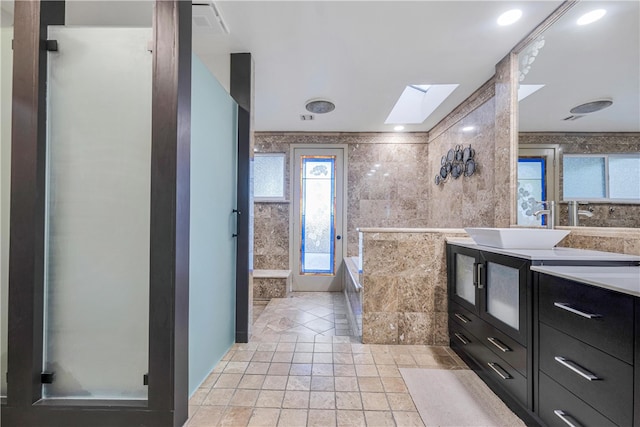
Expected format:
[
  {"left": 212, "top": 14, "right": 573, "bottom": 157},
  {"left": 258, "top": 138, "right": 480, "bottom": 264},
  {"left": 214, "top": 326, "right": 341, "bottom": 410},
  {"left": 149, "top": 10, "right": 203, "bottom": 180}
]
[
  {"left": 254, "top": 153, "right": 285, "bottom": 201},
  {"left": 563, "top": 154, "right": 640, "bottom": 202}
]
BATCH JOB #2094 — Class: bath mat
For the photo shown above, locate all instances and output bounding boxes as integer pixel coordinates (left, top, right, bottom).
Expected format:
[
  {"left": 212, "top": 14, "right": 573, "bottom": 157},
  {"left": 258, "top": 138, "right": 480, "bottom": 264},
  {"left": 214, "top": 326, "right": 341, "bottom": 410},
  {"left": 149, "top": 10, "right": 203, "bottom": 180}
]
[{"left": 400, "top": 368, "right": 526, "bottom": 427}]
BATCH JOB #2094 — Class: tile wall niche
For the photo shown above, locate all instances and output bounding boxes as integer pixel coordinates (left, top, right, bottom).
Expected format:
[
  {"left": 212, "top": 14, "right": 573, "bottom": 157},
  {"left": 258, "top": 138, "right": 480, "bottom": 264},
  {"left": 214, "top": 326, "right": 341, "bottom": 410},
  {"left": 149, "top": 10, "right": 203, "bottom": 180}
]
[
  {"left": 253, "top": 132, "right": 430, "bottom": 270},
  {"left": 520, "top": 132, "right": 640, "bottom": 228}
]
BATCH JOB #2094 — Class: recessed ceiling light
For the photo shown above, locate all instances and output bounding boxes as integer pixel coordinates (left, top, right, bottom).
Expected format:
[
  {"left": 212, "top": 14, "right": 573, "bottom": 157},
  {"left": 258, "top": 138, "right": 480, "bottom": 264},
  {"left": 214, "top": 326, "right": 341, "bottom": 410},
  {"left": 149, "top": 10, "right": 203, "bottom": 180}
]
[
  {"left": 370, "top": 169, "right": 376, "bottom": 173},
  {"left": 374, "top": 164, "right": 381, "bottom": 168},
  {"left": 394, "top": 125, "right": 405, "bottom": 131},
  {"left": 462, "top": 126, "right": 475, "bottom": 132},
  {"left": 497, "top": 9, "right": 522, "bottom": 26},
  {"left": 383, "top": 173, "right": 390, "bottom": 177},
  {"left": 577, "top": 9, "right": 606, "bottom": 26}
]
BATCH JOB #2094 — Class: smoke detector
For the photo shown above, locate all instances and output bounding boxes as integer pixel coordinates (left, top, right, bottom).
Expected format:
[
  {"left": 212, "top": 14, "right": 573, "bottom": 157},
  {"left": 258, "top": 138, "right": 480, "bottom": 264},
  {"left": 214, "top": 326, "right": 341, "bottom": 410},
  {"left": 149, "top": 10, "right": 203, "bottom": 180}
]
[{"left": 305, "top": 99, "right": 335, "bottom": 114}]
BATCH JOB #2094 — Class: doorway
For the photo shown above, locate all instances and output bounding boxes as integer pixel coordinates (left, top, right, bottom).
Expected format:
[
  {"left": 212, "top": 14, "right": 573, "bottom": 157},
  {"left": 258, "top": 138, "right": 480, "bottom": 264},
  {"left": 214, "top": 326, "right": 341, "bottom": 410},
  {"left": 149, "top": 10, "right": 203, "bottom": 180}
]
[
  {"left": 291, "top": 146, "right": 346, "bottom": 292},
  {"left": 517, "top": 145, "right": 559, "bottom": 226}
]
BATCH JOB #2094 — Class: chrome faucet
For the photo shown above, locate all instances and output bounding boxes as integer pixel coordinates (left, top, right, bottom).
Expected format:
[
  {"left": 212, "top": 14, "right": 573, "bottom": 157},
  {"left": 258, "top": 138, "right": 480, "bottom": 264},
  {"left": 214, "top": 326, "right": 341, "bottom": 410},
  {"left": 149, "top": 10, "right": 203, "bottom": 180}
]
[
  {"left": 533, "top": 200, "right": 555, "bottom": 229},
  {"left": 567, "top": 201, "right": 594, "bottom": 226}
]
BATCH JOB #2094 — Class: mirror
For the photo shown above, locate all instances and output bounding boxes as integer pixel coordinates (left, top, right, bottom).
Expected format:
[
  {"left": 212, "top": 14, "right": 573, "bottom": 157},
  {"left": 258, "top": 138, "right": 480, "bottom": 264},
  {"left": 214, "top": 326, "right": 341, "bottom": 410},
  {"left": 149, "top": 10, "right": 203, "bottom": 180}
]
[{"left": 516, "top": 0, "right": 640, "bottom": 228}]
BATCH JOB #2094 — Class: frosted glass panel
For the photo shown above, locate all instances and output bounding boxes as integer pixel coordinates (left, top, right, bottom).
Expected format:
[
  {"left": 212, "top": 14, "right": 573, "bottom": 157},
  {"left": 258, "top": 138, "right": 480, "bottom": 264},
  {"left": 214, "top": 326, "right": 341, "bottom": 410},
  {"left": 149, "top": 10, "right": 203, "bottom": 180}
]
[
  {"left": 454, "top": 254, "right": 475, "bottom": 305},
  {"left": 486, "top": 262, "right": 519, "bottom": 329},
  {"left": 43, "top": 27, "right": 151, "bottom": 399},
  {"left": 609, "top": 157, "right": 640, "bottom": 199},
  {"left": 517, "top": 158, "right": 545, "bottom": 226},
  {"left": 254, "top": 154, "right": 285, "bottom": 199},
  {"left": 301, "top": 156, "right": 335, "bottom": 274},
  {"left": 563, "top": 156, "right": 605, "bottom": 199}
]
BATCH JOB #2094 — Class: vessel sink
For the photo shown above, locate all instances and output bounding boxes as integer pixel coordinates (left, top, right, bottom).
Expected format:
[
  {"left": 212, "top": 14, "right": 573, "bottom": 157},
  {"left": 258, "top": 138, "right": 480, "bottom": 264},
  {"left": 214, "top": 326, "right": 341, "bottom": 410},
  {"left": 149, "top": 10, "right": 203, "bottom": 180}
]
[{"left": 464, "top": 228, "right": 570, "bottom": 249}]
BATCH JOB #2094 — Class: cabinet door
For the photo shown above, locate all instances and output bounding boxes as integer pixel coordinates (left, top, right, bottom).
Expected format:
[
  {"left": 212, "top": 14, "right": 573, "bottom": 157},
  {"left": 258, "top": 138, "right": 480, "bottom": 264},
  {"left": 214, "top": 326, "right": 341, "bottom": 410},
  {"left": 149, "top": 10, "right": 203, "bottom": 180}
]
[
  {"left": 479, "top": 252, "right": 529, "bottom": 345},
  {"left": 448, "top": 245, "right": 481, "bottom": 314}
]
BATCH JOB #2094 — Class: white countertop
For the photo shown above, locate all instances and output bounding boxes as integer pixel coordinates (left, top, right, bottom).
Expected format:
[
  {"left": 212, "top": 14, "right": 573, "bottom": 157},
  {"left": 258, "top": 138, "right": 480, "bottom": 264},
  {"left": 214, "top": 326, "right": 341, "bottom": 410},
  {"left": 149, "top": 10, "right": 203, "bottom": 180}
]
[
  {"left": 531, "top": 266, "right": 640, "bottom": 297},
  {"left": 447, "top": 238, "right": 640, "bottom": 263}
]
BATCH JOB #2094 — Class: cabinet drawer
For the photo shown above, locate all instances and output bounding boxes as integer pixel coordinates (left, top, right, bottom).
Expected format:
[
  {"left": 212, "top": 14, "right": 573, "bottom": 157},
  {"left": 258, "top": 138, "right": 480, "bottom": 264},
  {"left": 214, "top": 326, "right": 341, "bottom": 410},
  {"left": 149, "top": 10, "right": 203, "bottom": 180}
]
[
  {"left": 539, "top": 323, "right": 633, "bottom": 427},
  {"left": 450, "top": 302, "right": 526, "bottom": 376},
  {"left": 538, "top": 274, "right": 634, "bottom": 363},
  {"left": 538, "top": 372, "right": 616, "bottom": 427},
  {"left": 450, "top": 322, "right": 527, "bottom": 406}
]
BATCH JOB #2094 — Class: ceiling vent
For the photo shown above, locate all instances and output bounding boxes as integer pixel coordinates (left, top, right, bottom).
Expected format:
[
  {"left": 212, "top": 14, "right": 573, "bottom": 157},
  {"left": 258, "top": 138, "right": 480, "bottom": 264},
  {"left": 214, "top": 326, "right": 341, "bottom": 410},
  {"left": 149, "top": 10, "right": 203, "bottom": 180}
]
[
  {"left": 192, "top": 2, "right": 229, "bottom": 35},
  {"left": 562, "top": 115, "right": 585, "bottom": 121},
  {"left": 300, "top": 115, "right": 314, "bottom": 121}
]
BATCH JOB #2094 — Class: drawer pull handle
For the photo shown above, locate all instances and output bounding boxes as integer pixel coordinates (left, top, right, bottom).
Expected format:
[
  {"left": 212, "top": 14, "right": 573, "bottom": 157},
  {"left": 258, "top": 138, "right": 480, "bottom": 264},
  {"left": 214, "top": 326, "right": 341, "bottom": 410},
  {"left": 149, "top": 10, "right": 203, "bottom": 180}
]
[
  {"left": 487, "top": 337, "right": 511, "bottom": 352},
  {"left": 553, "top": 410, "right": 582, "bottom": 427},
  {"left": 553, "top": 302, "right": 602, "bottom": 319},
  {"left": 554, "top": 357, "right": 599, "bottom": 381},
  {"left": 487, "top": 362, "right": 511, "bottom": 380},
  {"left": 454, "top": 313, "right": 470, "bottom": 323},
  {"left": 454, "top": 332, "right": 469, "bottom": 345}
]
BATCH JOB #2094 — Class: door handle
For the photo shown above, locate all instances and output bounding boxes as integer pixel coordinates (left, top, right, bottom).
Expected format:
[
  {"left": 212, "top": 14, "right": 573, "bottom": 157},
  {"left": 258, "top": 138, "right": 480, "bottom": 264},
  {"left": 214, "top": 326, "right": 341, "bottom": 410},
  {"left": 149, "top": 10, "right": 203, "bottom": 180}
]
[{"left": 336, "top": 235, "right": 341, "bottom": 240}]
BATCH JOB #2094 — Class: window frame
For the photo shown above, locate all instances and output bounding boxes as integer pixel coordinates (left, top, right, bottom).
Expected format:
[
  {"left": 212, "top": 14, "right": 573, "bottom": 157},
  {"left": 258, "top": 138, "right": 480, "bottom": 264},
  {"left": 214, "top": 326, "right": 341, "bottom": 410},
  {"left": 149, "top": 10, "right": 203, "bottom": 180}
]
[{"left": 562, "top": 153, "right": 640, "bottom": 204}]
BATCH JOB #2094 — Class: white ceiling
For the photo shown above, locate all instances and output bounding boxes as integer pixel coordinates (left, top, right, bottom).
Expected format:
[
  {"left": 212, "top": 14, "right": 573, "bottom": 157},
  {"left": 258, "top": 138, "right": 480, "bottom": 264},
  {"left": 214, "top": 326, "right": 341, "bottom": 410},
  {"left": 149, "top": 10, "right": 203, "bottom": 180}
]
[
  {"left": 206, "top": 1, "right": 563, "bottom": 132},
  {"left": 518, "top": 0, "right": 640, "bottom": 132}
]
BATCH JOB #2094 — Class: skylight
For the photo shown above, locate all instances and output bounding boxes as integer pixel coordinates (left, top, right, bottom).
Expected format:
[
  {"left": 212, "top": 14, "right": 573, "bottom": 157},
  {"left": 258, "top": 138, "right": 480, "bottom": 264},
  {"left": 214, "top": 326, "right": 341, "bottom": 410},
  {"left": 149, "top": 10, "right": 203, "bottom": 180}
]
[
  {"left": 518, "top": 84, "right": 545, "bottom": 101},
  {"left": 385, "top": 84, "right": 459, "bottom": 124}
]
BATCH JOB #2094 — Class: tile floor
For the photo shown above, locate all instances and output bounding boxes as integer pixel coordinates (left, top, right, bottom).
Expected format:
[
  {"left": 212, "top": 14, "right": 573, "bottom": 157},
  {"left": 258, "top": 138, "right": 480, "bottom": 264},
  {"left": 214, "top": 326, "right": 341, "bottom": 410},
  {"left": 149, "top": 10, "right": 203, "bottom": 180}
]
[{"left": 186, "top": 292, "right": 468, "bottom": 427}]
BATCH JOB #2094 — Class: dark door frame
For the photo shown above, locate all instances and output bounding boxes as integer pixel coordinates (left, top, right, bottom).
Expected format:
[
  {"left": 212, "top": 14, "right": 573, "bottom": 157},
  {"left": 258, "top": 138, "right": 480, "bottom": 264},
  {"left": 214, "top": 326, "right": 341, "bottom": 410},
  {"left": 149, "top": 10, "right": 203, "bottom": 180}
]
[{"left": 2, "top": 1, "right": 191, "bottom": 426}]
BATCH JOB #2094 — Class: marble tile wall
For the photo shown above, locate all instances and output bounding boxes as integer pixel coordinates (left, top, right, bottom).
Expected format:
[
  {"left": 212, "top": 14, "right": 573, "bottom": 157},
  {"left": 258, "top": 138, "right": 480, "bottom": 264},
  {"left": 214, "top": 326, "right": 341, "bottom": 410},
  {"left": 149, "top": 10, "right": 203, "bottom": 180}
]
[
  {"left": 359, "top": 229, "right": 467, "bottom": 345},
  {"left": 557, "top": 226, "right": 640, "bottom": 256},
  {"left": 520, "top": 132, "right": 640, "bottom": 228},
  {"left": 253, "top": 133, "right": 430, "bottom": 270}
]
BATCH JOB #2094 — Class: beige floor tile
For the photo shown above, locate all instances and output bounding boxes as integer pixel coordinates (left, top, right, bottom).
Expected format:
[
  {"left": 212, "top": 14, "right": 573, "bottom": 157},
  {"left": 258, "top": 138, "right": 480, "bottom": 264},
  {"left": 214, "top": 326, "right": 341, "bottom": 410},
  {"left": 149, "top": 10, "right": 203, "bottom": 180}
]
[
  {"left": 213, "top": 361, "right": 228, "bottom": 373},
  {"left": 232, "top": 351, "right": 256, "bottom": 362},
  {"left": 295, "top": 342, "right": 315, "bottom": 352},
  {"left": 276, "top": 342, "right": 296, "bottom": 352},
  {"left": 246, "top": 362, "right": 271, "bottom": 375},
  {"left": 364, "top": 410, "right": 396, "bottom": 426},
  {"left": 380, "top": 377, "right": 408, "bottom": 393},
  {"left": 350, "top": 344, "right": 371, "bottom": 354},
  {"left": 272, "top": 352, "right": 294, "bottom": 363},
  {"left": 386, "top": 393, "right": 416, "bottom": 411},
  {"left": 204, "top": 388, "right": 235, "bottom": 406},
  {"left": 220, "top": 406, "right": 253, "bottom": 427},
  {"left": 238, "top": 374, "right": 266, "bottom": 390},
  {"left": 189, "top": 405, "right": 200, "bottom": 418},
  {"left": 353, "top": 353, "right": 375, "bottom": 365},
  {"left": 335, "top": 377, "right": 359, "bottom": 392},
  {"left": 279, "top": 334, "right": 299, "bottom": 343},
  {"left": 336, "top": 410, "right": 366, "bottom": 427},
  {"left": 312, "top": 363, "right": 334, "bottom": 376},
  {"left": 355, "top": 364, "right": 379, "bottom": 377},
  {"left": 199, "top": 373, "right": 220, "bottom": 389},
  {"left": 224, "top": 361, "right": 249, "bottom": 374},
  {"left": 282, "top": 390, "right": 310, "bottom": 409},
  {"left": 230, "top": 389, "right": 260, "bottom": 407},
  {"left": 333, "top": 353, "right": 354, "bottom": 364},
  {"left": 187, "top": 406, "right": 225, "bottom": 427},
  {"left": 286, "top": 375, "right": 311, "bottom": 391},
  {"left": 373, "top": 353, "right": 397, "bottom": 365},
  {"left": 392, "top": 411, "right": 425, "bottom": 427},
  {"left": 256, "top": 390, "right": 285, "bottom": 408},
  {"left": 257, "top": 343, "right": 278, "bottom": 352},
  {"left": 247, "top": 408, "right": 281, "bottom": 427},
  {"left": 189, "top": 388, "right": 210, "bottom": 405},
  {"left": 333, "top": 343, "right": 352, "bottom": 353},
  {"left": 357, "top": 377, "right": 384, "bottom": 392},
  {"left": 311, "top": 376, "right": 335, "bottom": 391},
  {"left": 361, "top": 392, "right": 390, "bottom": 411},
  {"left": 262, "top": 375, "right": 288, "bottom": 390},
  {"left": 314, "top": 343, "right": 333, "bottom": 353},
  {"left": 307, "top": 409, "right": 337, "bottom": 427},
  {"left": 289, "top": 363, "right": 312, "bottom": 376},
  {"left": 335, "top": 392, "right": 362, "bottom": 410},
  {"left": 376, "top": 365, "right": 401, "bottom": 378},
  {"left": 277, "top": 409, "right": 308, "bottom": 427},
  {"left": 252, "top": 351, "right": 275, "bottom": 362},
  {"left": 310, "top": 391, "right": 336, "bottom": 409},
  {"left": 268, "top": 363, "right": 292, "bottom": 375},
  {"left": 292, "top": 352, "right": 313, "bottom": 363},
  {"left": 369, "top": 345, "right": 390, "bottom": 354},
  {"left": 334, "top": 364, "right": 356, "bottom": 377}
]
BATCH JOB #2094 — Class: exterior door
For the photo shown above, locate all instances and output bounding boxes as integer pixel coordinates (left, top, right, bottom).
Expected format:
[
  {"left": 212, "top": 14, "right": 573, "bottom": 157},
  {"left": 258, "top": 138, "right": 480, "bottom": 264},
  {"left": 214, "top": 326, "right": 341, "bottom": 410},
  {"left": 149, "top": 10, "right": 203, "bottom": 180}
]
[{"left": 291, "top": 147, "right": 345, "bottom": 291}]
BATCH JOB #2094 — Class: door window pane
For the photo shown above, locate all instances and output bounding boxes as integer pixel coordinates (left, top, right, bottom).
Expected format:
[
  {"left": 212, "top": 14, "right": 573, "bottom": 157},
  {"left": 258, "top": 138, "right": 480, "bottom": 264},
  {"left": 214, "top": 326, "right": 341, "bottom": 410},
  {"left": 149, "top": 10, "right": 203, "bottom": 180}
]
[
  {"left": 300, "top": 156, "right": 335, "bottom": 274},
  {"left": 486, "top": 262, "right": 519, "bottom": 329},
  {"left": 454, "top": 254, "right": 475, "bottom": 305},
  {"left": 517, "top": 158, "right": 546, "bottom": 226}
]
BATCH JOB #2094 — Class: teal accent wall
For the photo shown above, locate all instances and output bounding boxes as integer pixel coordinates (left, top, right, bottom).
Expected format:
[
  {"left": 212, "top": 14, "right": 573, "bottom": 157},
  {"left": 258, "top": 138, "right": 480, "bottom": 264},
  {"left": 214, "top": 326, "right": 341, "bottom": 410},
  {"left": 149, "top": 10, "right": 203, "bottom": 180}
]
[{"left": 189, "top": 54, "right": 238, "bottom": 396}]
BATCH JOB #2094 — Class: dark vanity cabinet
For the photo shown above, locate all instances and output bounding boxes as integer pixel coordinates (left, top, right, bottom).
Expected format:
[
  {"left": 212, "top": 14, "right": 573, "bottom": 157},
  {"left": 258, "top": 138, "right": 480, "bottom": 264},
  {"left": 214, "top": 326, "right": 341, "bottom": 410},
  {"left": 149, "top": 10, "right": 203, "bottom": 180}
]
[
  {"left": 448, "top": 241, "right": 640, "bottom": 427},
  {"left": 534, "top": 272, "right": 638, "bottom": 427},
  {"left": 447, "top": 244, "right": 533, "bottom": 417}
]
